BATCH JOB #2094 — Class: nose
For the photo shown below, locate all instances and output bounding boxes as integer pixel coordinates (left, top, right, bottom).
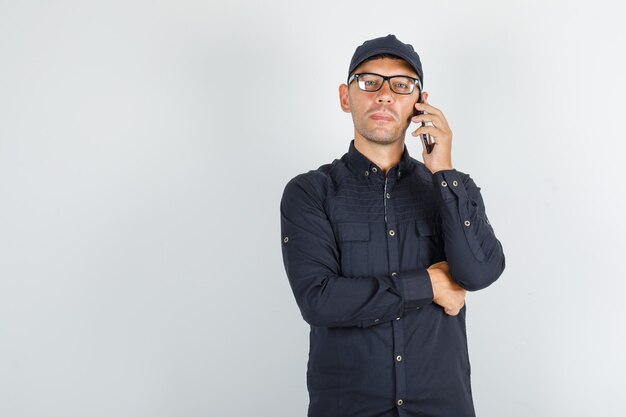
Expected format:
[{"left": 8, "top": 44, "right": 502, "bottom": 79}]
[{"left": 375, "top": 79, "right": 394, "bottom": 103}]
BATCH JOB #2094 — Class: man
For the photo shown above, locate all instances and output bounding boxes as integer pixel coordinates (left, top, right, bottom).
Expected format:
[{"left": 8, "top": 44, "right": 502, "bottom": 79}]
[{"left": 280, "top": 34, "right": 505, "bottom": 417}]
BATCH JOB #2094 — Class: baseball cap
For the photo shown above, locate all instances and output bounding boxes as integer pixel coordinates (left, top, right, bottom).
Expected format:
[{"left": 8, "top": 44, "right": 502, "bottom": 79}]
[{"left": 348, "top": 34, "right": 423, "bottom": 85}]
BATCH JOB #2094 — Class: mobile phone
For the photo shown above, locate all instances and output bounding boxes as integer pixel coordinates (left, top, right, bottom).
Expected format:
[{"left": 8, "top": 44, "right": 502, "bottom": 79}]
[{"left": 414, "top": 95, "right": 433, "bottom": 154}]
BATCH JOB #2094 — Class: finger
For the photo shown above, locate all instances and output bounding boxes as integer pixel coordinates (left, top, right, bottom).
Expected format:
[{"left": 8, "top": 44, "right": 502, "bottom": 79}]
[
  {"left": 444, "top": 308, "right": 460, "bottom": 316},
  {"left": 410, "top": 124, "right": 440, "bottom": 138},
  {"left": 415, "top": 101, "right": 443, "bottom": 117},
  {"left": 412, "top": 115, "right": 449, "bottom": 134},
  {"left": 431, "top": 262, "right": 449, "bottom": 273},
  {"left": 411, "top": 114, "right": 441, "bottom": 129},
  {"left": 429, "top": 261, "right": 449, "bottom": 268},
  {"left": 415, "top": 102, "right": 449, "bottom": 127}
]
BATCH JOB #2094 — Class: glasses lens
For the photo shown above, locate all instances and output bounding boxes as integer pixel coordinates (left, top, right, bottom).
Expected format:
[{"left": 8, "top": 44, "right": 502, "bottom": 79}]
[
  {"left": 356, "top": 74, "right": 417, "bottom": 95},
  {"left": 357, "top": 74, "right": 384, "bottom": 91},
  {"left": 389, "top": 76, "right": 416, "bottom": 94}
]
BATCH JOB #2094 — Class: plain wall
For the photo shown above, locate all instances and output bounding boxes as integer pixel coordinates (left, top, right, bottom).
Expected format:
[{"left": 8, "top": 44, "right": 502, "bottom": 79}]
[{"left": 1, "top": 0, "right": 625, "bottom": 416}]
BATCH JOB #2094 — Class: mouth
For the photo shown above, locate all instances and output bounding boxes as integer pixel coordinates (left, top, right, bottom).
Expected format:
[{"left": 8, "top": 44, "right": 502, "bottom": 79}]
[{"left": 369, "top": 112, "right": 396, "bottom": 122}]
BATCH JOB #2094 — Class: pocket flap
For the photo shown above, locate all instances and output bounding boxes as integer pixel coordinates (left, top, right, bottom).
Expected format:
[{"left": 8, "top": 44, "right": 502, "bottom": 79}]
[{"left": 336, "top": 222, "right": 370, "bottom": 242}]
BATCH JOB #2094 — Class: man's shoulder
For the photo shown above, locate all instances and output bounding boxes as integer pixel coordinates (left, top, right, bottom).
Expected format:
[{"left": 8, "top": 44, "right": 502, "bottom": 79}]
[
  {"left": 286, "top": 156, "right": 344, "bottom": 188},
  {"left": 281, "top": 156, "right": 347, "bottom": 207}
]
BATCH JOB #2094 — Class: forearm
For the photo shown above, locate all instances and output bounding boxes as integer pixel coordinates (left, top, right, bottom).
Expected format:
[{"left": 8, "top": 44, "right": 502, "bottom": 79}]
[
  {"left": 432, "top": 169, "right": 505, "bottom": 291},
  {"left": 282, "top": 265, "right": 433, "bottom": 328},
  {"left": 281, "top": 175, "right": 433, "bottom": 328}
]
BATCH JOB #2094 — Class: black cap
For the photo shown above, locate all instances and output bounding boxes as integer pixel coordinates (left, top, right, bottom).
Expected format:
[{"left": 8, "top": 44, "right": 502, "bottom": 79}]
[{"left": 348, "top": 34, "right": 423, "bottom": 85}]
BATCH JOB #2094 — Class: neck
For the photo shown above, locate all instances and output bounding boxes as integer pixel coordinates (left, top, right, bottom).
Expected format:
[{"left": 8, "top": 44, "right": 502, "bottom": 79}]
[{"left": 354, "top": 137, "right": 404, "bottom": 174}]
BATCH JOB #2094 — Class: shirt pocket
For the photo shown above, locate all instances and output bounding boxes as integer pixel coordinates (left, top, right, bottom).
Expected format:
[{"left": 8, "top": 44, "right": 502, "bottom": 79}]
[
  {"left": 416, "top": 218, "right": 444, "bottom": 267},
  {"left": 335, "top": 222, "right": 370, "bottom": 277}
]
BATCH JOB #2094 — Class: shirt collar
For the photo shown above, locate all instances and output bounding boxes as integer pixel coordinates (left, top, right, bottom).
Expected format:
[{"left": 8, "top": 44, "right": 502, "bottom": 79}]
[{"left": 347, "top": 139, "right": 413, "bottom": 178}]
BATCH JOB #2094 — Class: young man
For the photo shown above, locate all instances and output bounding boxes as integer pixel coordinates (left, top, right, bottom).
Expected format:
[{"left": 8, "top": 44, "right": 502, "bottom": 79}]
[{"left": 280, "top": 34, "right": 505, "bottom": 417}]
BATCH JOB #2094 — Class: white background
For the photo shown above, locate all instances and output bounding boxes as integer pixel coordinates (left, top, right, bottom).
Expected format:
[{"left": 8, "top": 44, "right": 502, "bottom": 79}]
[{"left": 1, "top": 0, "right": 625, "bottom": 416}]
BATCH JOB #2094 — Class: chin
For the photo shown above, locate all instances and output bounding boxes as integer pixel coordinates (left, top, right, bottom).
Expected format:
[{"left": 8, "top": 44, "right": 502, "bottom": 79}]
[{"left": 360, "top": 129, "right": 403, "bottom": 145}]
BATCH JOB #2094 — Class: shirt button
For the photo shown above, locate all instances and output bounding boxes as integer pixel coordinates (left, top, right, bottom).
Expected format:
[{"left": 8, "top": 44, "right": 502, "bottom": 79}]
[
  {"left": 452, "top": 180, "right": 458, "bottom": 186},
  {"left": 464, "top": 220, "right": 471, "bottom": 227},
  {"left": 441, "top": 180, "right": 448, "bottom": 187},
  {"left": 364, "top": 170, "right": 369, "bottom": 176},
  {"left": 396, "top": 355, "right": 402, "bottom": 362},
  {"left": 391, "top": 272, "right": 398, "bottom": 277},
  {"left": 374, "top": 318, "right": 380, "bottom": 323},
  {"left": 386, "top": 193, "right": 391, "bottom": 199},
  {"left": 388, "top": 230, "right": 395, "bottom": 237},
  {"left": 396, "top": 317, "right": 401, "bottom": 320},
  {"left": 397, "top": 399, "right": 404, "bottom": 406},
  {"left": 371, "top": 167, "right": 378, "bottom": 173},
  {"left": 283, "top": 236, "right": 289, "bottom": 243}
]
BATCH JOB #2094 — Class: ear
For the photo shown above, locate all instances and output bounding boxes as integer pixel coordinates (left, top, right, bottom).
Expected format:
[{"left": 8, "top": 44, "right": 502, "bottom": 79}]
[
  {"left": 421, "top": 91, "right": 429, "bottom": 104},
  {"left": 339, "top": 84, "right": 351, "bottom": 113}
]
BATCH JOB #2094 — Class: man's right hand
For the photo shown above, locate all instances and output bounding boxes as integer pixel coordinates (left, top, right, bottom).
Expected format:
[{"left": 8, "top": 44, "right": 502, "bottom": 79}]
[{"left": 427, "top": 261, "right": 466, "bottom": 316}]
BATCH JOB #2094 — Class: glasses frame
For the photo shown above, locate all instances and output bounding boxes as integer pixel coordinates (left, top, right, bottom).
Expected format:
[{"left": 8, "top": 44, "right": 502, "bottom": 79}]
[{"left": 347, "top": 72, "right": 422, "bottom": 95}]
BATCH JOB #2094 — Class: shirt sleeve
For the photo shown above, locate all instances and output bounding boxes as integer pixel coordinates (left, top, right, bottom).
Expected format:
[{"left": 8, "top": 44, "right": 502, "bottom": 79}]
[
  {"left": 280, "top": 174, "right": 433, "bottom": 328},
  {"left": 432, "top": 169, "right": 506, "bottom": 291}
]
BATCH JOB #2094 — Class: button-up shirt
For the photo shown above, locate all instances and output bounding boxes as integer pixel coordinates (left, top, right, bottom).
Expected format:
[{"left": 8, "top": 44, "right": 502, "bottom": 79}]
[{"left": 280, "top": 140, "right": 505, "bottom": 417}]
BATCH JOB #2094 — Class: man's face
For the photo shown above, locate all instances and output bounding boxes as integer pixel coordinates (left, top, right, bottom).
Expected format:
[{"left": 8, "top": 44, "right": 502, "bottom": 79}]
[{"left": 339, "top": 57, "right": 420, "bottom": 146}]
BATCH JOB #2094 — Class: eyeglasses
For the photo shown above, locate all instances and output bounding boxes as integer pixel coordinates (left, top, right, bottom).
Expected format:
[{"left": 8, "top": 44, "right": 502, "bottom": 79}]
[{"left": 347, "top": 72, "right": 422, "bottom": 95}]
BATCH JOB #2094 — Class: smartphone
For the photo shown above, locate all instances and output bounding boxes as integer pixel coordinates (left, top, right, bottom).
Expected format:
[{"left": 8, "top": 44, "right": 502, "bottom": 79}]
[{"left": 414, "top": 95, "right": 433, "bottom": 154}]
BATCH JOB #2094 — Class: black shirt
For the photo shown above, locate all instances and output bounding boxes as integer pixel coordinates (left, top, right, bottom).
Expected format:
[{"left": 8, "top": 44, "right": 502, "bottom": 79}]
[{"left": 280, "top": 141, "right": 505, "bottom": 417}]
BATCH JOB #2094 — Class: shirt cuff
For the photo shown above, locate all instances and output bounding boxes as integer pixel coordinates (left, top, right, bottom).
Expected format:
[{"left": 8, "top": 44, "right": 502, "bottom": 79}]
[{"left": 399, "top": 268, "right": 434, "bottom": 310}]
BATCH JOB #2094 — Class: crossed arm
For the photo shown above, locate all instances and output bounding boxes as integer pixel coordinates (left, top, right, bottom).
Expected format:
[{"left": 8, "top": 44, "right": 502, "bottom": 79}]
[{"left": 280, "top": 170, "right": 505, "bottom": 327}]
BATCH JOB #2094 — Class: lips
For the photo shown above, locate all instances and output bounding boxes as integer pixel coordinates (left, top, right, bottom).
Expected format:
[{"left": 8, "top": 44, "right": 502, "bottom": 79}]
[{"left": 370, "top": 112, "right": 395, "bottom": 121}]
